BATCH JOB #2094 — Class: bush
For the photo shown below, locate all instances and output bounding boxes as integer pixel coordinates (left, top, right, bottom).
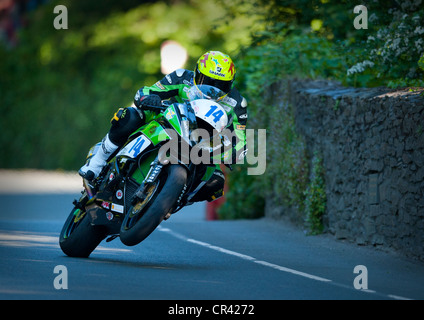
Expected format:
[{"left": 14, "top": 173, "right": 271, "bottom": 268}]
[
  {"left": 345, "top": 2, "right": 424, "bottom": 87},
  {"left": 304, "top": 153, "right": 327, "bottom": 235}
]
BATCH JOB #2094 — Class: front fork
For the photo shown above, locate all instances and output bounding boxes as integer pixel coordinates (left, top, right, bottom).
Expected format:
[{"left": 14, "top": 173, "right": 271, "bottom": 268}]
[
  {"left": 131, "top": 158, "right": 164, "bottom": 205},
  {"left": 131, "top": 157, "right": 194, "bottom": 218}
]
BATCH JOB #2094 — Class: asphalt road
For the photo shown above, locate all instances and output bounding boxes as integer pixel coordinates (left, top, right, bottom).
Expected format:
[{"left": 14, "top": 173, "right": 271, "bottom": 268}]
[{"left": 1, "top": 170, "right": 424, "bottom": 302}]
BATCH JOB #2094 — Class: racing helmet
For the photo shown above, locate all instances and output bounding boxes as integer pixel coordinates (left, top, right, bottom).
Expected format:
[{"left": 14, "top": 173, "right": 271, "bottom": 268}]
[{"left": 194, "top": 51, "right": 236, "bottom": 97}]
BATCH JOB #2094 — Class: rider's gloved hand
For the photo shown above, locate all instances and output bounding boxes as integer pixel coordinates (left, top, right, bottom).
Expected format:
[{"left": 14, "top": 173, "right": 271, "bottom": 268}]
[{"left": 136, "top": 94, "right": 162, "bottom": 110}]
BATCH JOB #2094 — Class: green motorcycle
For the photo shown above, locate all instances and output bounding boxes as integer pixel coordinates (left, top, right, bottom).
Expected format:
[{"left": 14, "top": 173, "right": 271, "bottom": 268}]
[{"left": 59, "top": 85, "right": 230, "bottom": 257}]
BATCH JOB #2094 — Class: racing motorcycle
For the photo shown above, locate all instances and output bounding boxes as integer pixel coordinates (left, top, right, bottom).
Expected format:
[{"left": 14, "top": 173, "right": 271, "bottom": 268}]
[{"left": 59, "top": 85, "right": 230, "bottom": 258}]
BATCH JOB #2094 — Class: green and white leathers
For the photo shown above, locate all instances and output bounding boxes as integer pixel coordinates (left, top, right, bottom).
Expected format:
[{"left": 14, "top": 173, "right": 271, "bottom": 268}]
[{"left": 134, "top": 68, "right": 248, "bottom": 164}]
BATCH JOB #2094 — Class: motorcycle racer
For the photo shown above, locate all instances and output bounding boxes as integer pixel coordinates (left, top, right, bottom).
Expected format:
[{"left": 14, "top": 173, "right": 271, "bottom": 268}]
[{"left": 79, "top": 51, "right": 248, "bottom": 203}]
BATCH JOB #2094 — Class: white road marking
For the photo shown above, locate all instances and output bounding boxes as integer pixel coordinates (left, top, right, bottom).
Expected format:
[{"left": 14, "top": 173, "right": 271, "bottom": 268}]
[
  {"left": 387, "top": 294, "right": 413, "bottom": 300},
  {"left": 253, "top": 260, "right": 331, "bottom": 282},
  {"left": 187, "top": 238, "right": 256, "bottom": 262}
]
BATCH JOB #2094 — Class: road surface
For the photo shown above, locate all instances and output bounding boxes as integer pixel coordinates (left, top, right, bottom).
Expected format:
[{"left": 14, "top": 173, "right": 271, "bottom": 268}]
[{"left": 1, "top": 170, "right": 423, "bottom": 303}]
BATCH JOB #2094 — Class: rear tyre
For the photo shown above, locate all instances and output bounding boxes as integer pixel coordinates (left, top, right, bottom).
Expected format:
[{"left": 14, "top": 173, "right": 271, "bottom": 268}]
[
  {"left": 59, "top": 204, "right": 107, "bottom": 258},
  {"left": 120, "top": 165, "right": 187, "bottom": 246}
]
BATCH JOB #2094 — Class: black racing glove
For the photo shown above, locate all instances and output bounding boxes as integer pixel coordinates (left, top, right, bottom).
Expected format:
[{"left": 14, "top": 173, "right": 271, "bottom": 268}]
[{"left": 136, "top": 94, "right": 162, "bottom": 111}]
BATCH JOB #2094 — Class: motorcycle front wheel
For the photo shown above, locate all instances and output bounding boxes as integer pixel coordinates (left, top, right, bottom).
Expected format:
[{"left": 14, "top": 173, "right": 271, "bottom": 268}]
[{"left": 119, "top": 164, "right": 187, "bottom": 246}]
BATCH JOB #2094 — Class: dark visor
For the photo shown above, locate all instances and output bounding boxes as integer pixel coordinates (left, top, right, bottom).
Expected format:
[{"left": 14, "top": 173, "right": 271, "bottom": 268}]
[{"left": 195, "top": 70, "right": 233, "bottom": 94}]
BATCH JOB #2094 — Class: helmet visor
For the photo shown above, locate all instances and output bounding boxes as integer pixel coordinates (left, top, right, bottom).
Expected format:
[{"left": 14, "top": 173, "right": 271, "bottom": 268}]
[
  {"left": 188, "top": 84, "right": 227, "bottom": 102},
  {"left": 194, "top": 69, "right": 233, "bottom": 94}
]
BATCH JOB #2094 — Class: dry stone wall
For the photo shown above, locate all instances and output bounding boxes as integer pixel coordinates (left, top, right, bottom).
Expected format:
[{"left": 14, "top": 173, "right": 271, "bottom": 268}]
[{"left": 269, "top": 79, "right": 424, "bottom": 261}]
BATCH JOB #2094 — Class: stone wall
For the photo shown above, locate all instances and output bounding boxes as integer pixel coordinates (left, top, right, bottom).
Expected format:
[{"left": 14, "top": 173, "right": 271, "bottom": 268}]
[{"left": 268, "top": 79, "right": 424, "bottom": 261}]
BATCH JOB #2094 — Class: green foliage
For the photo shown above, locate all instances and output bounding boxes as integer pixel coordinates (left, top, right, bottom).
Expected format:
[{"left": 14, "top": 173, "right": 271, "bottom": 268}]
[
  {"left": 304, "top": 153, "right": 326, "bottom": 235},
  {"left": 239, "top": 32, "right": 348, "bottom": 89},
  {"left": 231, "top": 0, "right": 424, "bottom": 88},
  {"left": 419, "top": 53, "right": 424, "bottom": 72},
  {"left": 266, "top": 102, "right": 309, "bottom": 216},
  {"left": 344, "top": 2, "right": 424, "bottom": 87}
]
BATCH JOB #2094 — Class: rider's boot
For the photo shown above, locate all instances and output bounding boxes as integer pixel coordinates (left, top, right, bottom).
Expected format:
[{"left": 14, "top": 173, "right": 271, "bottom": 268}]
[
  {"left": 78, "top": 134, "right": 119, "bottom": 181},
  {"left": 187, "top": 169, "right": 225, "bottom": 204}
]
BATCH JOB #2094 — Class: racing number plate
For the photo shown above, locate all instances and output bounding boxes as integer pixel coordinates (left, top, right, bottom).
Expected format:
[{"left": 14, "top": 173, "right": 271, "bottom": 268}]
[{"left": 117, "top": 135, "right": 151, "bottom": 158}]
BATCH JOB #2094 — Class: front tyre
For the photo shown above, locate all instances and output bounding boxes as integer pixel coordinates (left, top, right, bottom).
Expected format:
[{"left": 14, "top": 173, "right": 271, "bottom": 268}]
[{"left": 120, "top": 165, "right": 187, "bottom": 246}]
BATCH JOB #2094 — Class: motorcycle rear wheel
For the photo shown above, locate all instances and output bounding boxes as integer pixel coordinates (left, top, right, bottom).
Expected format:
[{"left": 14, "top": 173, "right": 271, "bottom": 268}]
[
  {"left": 59, "top": 204, "right": 108, "bottom": 258},
  {"left": 120, "top": 164, "right": 187, "bottom": 246}
]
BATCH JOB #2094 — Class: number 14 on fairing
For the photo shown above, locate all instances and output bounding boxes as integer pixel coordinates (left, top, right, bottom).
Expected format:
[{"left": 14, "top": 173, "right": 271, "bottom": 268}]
[
  {"left": 117, "top": 135, "right": 151, "bottom": 158},
  {"left": 128, "top": 136, "right": 146, "bottom": 157},
  {"left": 205, "top": 105, "right": 224, "bottom": 123}
]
